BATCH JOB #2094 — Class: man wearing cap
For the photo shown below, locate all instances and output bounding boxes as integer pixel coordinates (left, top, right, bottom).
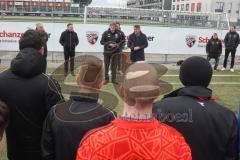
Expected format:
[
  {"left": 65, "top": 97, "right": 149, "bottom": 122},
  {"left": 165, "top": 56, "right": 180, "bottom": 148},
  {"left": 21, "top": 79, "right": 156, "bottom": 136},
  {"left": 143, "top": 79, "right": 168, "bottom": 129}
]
[
  {"left": 76, "top": 62, "right": 192, "bottom": 160},
  {"left": 154, "top": 56, "right": 238, "bottom": 160},
  {"left": 100, "top": 22, "right": 124, "bottom": 85},
  {"left": 41, "top": 56, "right": 116, "bottom": 160}
]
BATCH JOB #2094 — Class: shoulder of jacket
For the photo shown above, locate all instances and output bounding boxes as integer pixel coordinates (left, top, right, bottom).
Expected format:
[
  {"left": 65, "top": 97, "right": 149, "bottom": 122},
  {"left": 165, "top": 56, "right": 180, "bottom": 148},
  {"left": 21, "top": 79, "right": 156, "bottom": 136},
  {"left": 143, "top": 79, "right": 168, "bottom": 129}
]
[{"left": 80, "top": 122, "right": 114, "bottom": 142}]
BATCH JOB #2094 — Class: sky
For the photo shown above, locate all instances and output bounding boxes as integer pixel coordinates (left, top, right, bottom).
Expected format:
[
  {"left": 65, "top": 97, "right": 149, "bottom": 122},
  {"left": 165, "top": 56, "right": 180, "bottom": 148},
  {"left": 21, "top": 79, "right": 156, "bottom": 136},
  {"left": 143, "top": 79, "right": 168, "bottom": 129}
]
[{"left": 90, "top": 0, "right": 128, "bottom": 8}]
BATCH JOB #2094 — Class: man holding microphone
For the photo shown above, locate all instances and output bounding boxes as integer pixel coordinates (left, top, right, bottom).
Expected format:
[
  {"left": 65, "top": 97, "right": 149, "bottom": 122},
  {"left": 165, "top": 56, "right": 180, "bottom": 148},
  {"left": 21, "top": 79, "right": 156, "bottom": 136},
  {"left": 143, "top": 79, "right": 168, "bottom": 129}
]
[{"left": 100, "top": 22, "right": 124, "bottom": 85}]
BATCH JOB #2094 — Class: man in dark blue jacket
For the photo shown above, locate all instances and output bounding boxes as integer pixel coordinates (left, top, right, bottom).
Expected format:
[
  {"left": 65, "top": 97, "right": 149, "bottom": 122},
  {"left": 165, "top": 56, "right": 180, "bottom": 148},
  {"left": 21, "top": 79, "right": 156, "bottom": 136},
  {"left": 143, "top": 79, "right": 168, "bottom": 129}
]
[{"left": 127, "top": 25, "right": 148, "bottom": 62}]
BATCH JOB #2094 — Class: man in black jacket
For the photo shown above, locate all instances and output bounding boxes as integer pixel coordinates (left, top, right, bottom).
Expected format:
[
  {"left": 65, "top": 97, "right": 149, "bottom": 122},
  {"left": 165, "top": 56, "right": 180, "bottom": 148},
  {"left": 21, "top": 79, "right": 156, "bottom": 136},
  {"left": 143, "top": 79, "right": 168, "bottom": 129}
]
[
  {"left": 100, "top": 22, "right": 124, "bottom": 84},
  {"left": 0, "top": 101, "right": 9, "bottom": 143},
  {"left": 222, "top": 25, "right": 240, "bottom": 72},
  {"left": 59, "top": 23, "right": 79, "bottom": 76},
  {"left": 153, "top": 56, "right": 238, "bottom": 160},
  {"left": 206, "top": 33, "right": 222, "bottom": 70},
  {"left": 127, "top": 25, "right": 148, "bottom": 62},
  {"left": 0, "top": 29, "right": 63, "bottom": 160},
  {"left": 41, "top": 56, "right": 116, "bottom": 160}
]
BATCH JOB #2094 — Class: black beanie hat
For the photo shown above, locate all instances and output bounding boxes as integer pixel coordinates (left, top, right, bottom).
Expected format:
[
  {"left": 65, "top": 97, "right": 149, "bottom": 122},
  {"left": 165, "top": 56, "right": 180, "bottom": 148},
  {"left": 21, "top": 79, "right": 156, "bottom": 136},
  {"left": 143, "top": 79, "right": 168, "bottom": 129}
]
[{"left": 180, "top": 56, "right": 213, "bottom": 87}]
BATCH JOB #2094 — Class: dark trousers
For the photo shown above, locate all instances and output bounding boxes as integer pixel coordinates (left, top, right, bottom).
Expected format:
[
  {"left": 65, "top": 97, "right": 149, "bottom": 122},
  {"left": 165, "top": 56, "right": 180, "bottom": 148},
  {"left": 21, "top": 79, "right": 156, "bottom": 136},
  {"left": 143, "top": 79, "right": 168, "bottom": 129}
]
[
  {"left": 117, "top": 53, "right": 124, "bottom": 72},
  {"left": 223, "top": 48, "right": 236, "bottom": 68},
  {"left": 104, "top": 53, "right": 118, "bottom": 81},
  {"left": 207, "top": 56, "right": 220, "bottom": 70},
  {"left": 64, "top": 47, "right": 75, "bottom": 74}
]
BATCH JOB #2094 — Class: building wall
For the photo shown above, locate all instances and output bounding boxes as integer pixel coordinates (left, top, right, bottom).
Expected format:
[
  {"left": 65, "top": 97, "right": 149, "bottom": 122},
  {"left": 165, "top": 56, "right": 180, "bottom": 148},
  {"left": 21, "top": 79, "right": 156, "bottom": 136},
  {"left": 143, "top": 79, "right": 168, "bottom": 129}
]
[
  {"left": 171, "top": 0, "right": 215, "bottom": 12},
  {"left": 127, "top": 0, "right": 172, "bottom": 10},
  {"left": 171, "top": 0, "right": 240, "bottom": 22},
  {"left": 214, "top": 0, "right": 240, "bottom": 22}
]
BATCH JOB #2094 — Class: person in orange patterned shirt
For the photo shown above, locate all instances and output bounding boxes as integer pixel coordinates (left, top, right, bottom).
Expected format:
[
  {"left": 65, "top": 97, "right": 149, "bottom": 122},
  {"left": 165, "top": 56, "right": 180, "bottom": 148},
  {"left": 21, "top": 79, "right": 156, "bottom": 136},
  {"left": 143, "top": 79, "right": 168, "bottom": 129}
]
[{"left": 76, "top": 62, "right": 192, "bottom": 160}]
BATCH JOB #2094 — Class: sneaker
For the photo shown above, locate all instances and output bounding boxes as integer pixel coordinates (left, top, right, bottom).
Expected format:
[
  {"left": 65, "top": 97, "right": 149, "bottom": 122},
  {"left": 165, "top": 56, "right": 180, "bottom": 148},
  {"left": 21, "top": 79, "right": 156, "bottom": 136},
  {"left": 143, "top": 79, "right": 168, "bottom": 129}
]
[
  {"left": 221, "top": 68, "right": 226, "bottom": 71},
  {"left": 230, "top": 68, "right": 234, "bottom": 72}
]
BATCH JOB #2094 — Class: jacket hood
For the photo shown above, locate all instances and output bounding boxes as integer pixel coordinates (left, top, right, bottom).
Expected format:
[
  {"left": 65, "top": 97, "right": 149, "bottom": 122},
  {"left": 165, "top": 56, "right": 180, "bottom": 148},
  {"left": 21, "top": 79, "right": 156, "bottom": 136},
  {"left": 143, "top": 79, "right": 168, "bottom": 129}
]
[
  {"left": 11, "top": 48, "right": 46, "bottom": 78},
  {"left": 164, "top": 86, "right": 212, "bottom": 100}
]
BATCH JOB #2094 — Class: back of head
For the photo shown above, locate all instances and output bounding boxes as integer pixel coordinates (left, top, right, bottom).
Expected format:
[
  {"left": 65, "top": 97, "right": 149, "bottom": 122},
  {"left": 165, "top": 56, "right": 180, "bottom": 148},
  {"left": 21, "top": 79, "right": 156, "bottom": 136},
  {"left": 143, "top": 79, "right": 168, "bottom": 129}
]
[
  {"left": 121, "top": 62, "right": 160, "bottom": 106},
  {"left": 180, "top": 56, "right": 213, "bottom": 87},
  {"left": 0, "top": 101, "right": 9, "bottom": 140},
  {"left": 76, "top": 56, "right": 103, "bottom": 90},
  {"left": 19, "top": 29, "right": 43, "bottom": 50}
]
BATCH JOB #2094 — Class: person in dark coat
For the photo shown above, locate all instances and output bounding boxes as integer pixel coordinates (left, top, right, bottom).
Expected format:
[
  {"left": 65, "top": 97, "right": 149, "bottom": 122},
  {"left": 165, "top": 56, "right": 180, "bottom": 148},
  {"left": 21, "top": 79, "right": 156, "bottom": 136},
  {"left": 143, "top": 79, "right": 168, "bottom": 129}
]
[
  {"left": 127, "top": 25, "right": 148, "bottom": 62},
  {"left": 153, "top": 56, "right": 238, "bottom": 160},
  {"left": 59, "top": 23, "right": 79, "bottom": 76},
  {"left": 41, "top": 56, "right": 116, "bottom": 160},
  {"left": 0, "top": 101, "right": 9, "bottom": 143},
  {"left": 36, "top": 23, "right": 48, "bottom": 59},
  {"left": 36, "top": 23, "right": 49, "bottom": 73},
  {"left": 222, "top": 25, "right": 240, "bottom": 72},
  {"left": 100, "top": 22, "right": 124, "bottom": 85},
  {"left": 0, "top": 29, "right": 63, "bottom": 160},
  {"left": 206, "top": 33, "right": 222, "bottom": 70}
]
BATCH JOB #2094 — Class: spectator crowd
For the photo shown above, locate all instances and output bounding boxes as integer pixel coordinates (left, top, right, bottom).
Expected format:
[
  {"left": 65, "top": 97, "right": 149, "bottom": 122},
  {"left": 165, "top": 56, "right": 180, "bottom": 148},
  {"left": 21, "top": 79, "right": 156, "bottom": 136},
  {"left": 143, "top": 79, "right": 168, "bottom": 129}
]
[{"left": 0, "top": 22, "right": 239, "bottom": 160}]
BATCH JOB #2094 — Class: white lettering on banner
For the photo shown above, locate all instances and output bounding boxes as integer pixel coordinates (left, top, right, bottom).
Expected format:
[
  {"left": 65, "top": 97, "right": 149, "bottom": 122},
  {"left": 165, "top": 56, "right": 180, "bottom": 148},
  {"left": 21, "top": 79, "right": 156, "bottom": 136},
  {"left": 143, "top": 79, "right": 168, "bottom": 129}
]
[{"left": 0, "top": 22, "right": 237, "bottom": 55}]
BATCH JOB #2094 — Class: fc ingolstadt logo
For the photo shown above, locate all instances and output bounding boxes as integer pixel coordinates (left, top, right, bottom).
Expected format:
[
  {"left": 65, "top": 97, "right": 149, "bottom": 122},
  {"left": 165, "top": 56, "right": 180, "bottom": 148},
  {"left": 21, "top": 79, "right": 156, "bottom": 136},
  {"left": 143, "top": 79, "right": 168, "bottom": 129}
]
[
  {"left": 186, "top": 35, "right": 197, "bottom": 48},
  {"left": 86, "top": 31, "right": 99, "bottom": 45}
]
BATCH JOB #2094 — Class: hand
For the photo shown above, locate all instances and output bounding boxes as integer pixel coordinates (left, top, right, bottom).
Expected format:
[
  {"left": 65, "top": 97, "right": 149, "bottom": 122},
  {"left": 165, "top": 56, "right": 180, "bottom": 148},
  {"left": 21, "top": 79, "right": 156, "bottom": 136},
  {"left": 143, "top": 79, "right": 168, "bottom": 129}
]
[
  {"left": 134, "top": 46, "right": 141, "bottom": 51},
  {"left": 109, "top": 43, "right": 117, "bottom": 48}
]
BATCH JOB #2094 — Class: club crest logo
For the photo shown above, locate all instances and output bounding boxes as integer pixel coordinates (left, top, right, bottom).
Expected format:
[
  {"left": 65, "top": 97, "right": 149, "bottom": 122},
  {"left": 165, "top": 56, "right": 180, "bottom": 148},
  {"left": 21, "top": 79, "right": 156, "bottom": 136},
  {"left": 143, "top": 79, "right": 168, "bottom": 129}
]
[
  {"left": 186, "top": 35, "right": 197, "bottom": 48},
  {"left": 86, "top": 31, "right": 99, "bottom": 45}
]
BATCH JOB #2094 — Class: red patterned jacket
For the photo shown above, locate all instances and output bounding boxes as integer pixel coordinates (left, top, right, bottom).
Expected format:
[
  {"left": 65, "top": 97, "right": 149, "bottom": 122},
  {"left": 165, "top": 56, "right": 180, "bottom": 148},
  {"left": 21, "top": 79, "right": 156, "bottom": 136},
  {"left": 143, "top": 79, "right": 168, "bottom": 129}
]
[{"left": 76, "top": 117, "right": 191, "bottom": 160}]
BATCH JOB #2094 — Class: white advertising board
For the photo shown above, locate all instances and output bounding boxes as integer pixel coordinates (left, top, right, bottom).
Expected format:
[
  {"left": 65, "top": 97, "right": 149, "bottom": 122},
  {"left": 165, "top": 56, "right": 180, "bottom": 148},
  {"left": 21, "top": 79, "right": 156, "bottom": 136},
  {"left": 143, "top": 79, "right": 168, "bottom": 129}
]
[{"left": 0, "top": 22, "right": 237, "bottom": 55}]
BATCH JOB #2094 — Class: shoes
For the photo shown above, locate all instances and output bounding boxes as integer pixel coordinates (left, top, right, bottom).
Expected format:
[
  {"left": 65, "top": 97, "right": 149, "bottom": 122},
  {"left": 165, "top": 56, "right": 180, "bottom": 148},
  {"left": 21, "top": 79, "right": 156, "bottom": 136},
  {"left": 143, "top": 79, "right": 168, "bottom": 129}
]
[
  {"left": 221, "top": 68, "right": 226, "bottom": 71},
  {"left": 230, "top": 68, "right": 235, "bottom": 72},
  {"left": 103, "top": 80, "right": 109, "bottom": 85}
]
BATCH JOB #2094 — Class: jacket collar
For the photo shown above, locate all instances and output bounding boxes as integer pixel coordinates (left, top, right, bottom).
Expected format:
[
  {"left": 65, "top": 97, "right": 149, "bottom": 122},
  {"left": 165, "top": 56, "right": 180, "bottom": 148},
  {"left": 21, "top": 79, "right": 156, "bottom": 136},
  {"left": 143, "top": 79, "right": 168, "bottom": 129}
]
[
  {"left": 164, "top": 86, "right": 213, "bottom": 100},
  {"left": 178, "top": 86, "right": 212, "bottom": 99},
  {"left": 70, "top": 92, "right": 99, "bottom": 103}
]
